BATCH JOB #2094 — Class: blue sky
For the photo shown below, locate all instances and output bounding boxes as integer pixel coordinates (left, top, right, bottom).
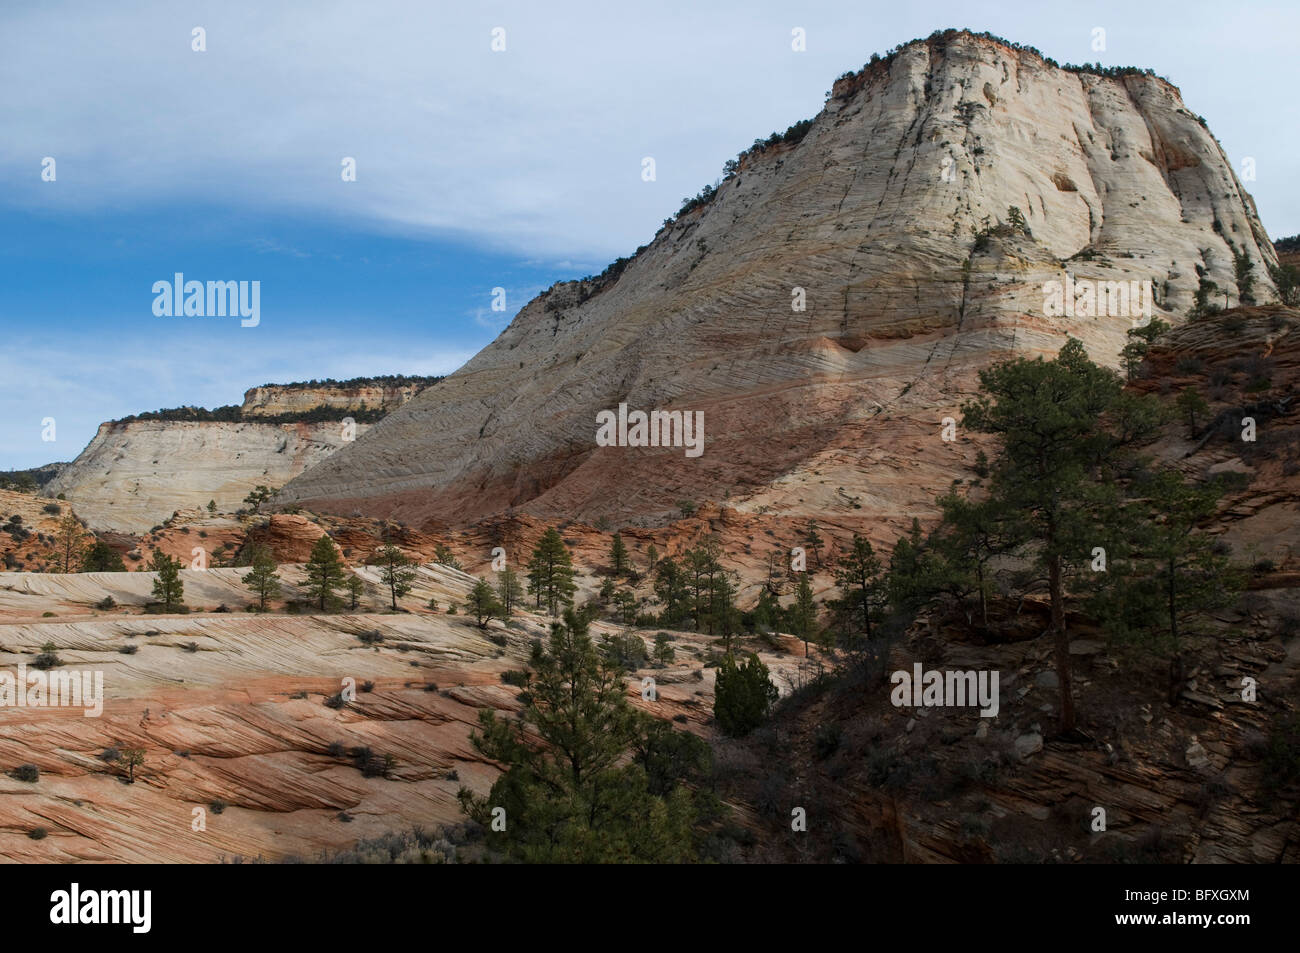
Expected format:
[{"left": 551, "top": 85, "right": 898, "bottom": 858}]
[{"left": 1, "top": 0, "right": 1296, "bottom": 468}]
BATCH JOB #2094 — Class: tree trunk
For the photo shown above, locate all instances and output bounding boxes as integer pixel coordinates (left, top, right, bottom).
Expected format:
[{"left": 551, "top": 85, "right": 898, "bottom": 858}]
[{"left": 1048, "top": 553, "right": 1075, "bottom": 733}]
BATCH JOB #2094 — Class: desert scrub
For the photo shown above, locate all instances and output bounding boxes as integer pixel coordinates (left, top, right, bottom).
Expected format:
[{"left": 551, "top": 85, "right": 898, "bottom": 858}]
[{"left": 32, "top": 642, "right": 59, "bottom": 669}]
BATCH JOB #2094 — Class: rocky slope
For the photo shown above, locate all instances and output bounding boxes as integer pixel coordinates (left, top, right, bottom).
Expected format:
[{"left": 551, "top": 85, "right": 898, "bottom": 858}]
[
  {"left": 47, "top": 379, "right": 437, "bottom": 534},
  {"left": 0, "top": 568, "right": 797, "bottom": 862},
  {"left": 279, "top": 29, "right": 1281, "bottom": 537},
  {"left": 712, "top": 306, "right": 1300, "bottom": 864}
]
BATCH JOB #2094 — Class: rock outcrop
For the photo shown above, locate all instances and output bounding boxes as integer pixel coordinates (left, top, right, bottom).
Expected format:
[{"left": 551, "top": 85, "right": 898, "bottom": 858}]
[
  {"left": 278, "top": 30, "right": 1281, "bottom": 535},
  {"left": 0, "top": 568, "right": 796, "bottom": 862},
  {"left": 47, "top": 378, "right": 438, "bottom": 534},
  {"left": 239, "top": 381, "right": 428, "bottom": 418}
]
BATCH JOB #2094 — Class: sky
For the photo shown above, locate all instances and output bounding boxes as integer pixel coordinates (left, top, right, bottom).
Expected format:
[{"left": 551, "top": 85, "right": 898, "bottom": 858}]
[{"left": 1, "top": 0, "right": 1296, "bottom": 468}]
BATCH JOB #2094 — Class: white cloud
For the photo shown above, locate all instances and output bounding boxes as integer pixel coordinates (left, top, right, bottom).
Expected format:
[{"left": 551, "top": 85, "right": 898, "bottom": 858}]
[{"left": 2, "top": 0, "right": 1295, "bottom": 256}]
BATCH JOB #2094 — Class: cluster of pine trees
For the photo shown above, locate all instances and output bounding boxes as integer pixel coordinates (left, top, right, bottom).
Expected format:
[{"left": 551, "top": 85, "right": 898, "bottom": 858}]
[{"left": 811, "top": 337, "right": 1245, "bottom": 733}]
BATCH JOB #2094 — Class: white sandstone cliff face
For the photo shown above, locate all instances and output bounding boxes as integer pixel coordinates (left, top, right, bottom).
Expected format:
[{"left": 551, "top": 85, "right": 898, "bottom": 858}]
[
  {"left": 278, "top": 32, "right": 1280, "bottom": 532},
  {"left": 45, "top": 419, "right": 367, "bottom": 533}
]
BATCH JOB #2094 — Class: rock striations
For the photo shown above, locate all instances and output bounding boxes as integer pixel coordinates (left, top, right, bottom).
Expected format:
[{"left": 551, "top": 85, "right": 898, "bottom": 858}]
[
  {"left": 48, "top": 379, "right": 438, "bottom": 533},
  {"left": 278, "top": 31, "right": 1281, "bottom": 533}
]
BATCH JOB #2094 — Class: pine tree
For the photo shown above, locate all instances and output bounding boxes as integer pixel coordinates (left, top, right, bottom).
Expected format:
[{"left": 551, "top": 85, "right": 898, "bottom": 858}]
[
  {"left": 886, "top": 518, "right": 933, "bottom": 614},
  {"left": 645, "top": 543, "right": 659, "bottom": 574},
  {"left": 373, "top": 544, "right": 416, "bottom": 609},
  {"left": 1119, "top": 319, "right": 1170, "bottom": 381},
  {"left": 304, "top": 534, "right": 346, "bottom": 611},
  {"left": 80, "top": 540, "right": 125, "bottom": 573},
  {"left": 929, "top": 493, "right": 1020, "bottom": 628},
  {"left": 345, "top": 574, "right": 364, "bottom": 610},
  {"left": 149, "top": 551, "right": 184, "bottom": 611},
  {"left": 467, "top": 577, "right": 503, "bottom": 628},
  {"left": 432, "top": 543, "right": 463, "bottom": 571},
  {"left": 962, "top": 337, "right": 1128, "bottom": 734},
  {"left": 242, "top": 544, "right": 281, "bottom": 611},
  {"left": 1098, "top": 469, "right": 1245, "bottom": 703},
  {"left": 526, "top": 527, "right": 577, "bottom": 616},
  {"left": 684, "top": 536, "right": 722, "bottom": 632},
  {"left": 599, "top": 577, "right": 618, "bottom": 606},
  {"left": 243, "top": 485, "right": 273, "bottom": 512},
  {"left": 1175, "top": 387, "right": 1210, "bottom": 439},
  {"left": 496, "top": 566, "right": 524, "bottom": 615},
  {"left": 803, "top": 521, "right": 825, "bottom": 570},
  {"left": 653, "top": 556, "right": 689, "bottom": 627},
  {"left": 752, "top": 588, "right": 780, "bottom": 633},
  {"left": 121, "top": 748, "right": 145, "bottom": 784},
  {"left": 793, "top": 572, "right": 817, "bottom": 657},
  {"left": 653, "top": 632, "right": 675, "bottom": 666},
  {"left": 457, "top": 608, "right": 703, "bottom": 862},
  {"left": 610, "top": 533, "right": 630, "bottom": 576},
  {"left": 614, "top": 589, "right": 640, "bottom": 627},
  {"left": 714, "top": 653, "right": 778, "bottom": 737},
  {"left": 55, "top": 514, "right": 86, "bottom": 573},
  {"left": 206, "top": 500, "right": 217, "bottom": 515},
  {"left": 834, "top": 534, "right": 884, "bottom": 641},
  {"left": 708, "top": 572, "right": 741, "bottom": 652},
  {"left": 764, "top": 548, "right": 786, "bottom": 595}
]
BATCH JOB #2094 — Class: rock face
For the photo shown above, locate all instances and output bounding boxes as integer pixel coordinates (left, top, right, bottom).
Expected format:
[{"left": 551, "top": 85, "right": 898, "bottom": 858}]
[
  {"left": 47, "top": 380, "right": 437, "bottom": 534},
  {"left": 240, "top": 382, "right": 426, "bottom": 418},
  {"left": 46, "top": 420, "right": 366, "bottom": 534},
  {"left": 279, "top": 30, "right": 1280, "bottom": 533},
  {"left": 0, "top": 568, "right": 796, "bottom": 862}
]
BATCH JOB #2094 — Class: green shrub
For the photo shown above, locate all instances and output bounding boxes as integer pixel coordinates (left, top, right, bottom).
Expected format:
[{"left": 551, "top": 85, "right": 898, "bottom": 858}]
[
  {"left": 713, "top": 653, "right": 778, "bottom": 737},
  {"left": 32, "top": 642, "right": 59, "bottom": 669},
  {"left": 600, "top": 632, "right": 648, "bottom": 671}
]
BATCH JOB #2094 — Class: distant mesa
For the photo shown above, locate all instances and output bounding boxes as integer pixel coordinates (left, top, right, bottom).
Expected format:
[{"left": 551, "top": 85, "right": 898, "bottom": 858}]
[{"left": 44, "top": 375, "right": 442, "bottom": 533}]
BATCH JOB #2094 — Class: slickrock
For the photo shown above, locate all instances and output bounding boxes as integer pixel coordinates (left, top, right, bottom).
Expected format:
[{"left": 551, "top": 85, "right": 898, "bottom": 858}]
[
  {"left": 279, "top": 30, "right": 1279, "bottom": 538},
  {"left": 0, "top": 569, "right": 798, "bottom": 862},
  {"left": 47, "top": 380, "right": 438, "bottom": 535}
]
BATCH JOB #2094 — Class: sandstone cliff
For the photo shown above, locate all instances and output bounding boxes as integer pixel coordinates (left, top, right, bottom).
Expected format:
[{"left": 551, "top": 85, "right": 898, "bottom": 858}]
[
  {"left": 47, "top": 378, "right": 438, "bottom": 533},
  {"left": 45, "top": 420, "right": 366, "bottom": 534},
  {"left": 240, "top": 380, "right": 429, "bottom": 418},
  {"left": 278, "top": 30, "right": 1281, "bottom": 536}
]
